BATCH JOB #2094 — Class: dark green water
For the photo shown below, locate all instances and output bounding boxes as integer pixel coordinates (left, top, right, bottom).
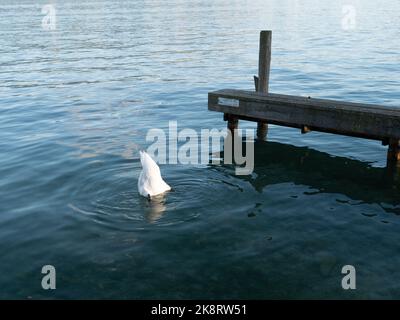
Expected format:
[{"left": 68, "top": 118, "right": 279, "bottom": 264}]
[{"left": 1, "top": 0, "right": 400, "bottom": 299}]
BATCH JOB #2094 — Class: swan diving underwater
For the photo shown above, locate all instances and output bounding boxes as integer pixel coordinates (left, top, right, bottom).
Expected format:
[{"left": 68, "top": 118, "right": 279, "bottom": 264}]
[{"left": 138, "top": 151, "right": 171, "bottom": 199}]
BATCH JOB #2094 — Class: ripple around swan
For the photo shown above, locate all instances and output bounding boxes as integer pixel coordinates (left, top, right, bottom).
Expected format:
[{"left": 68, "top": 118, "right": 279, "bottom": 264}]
[{"left": 67, "top": 158, "right": 250, "bottom": 230}]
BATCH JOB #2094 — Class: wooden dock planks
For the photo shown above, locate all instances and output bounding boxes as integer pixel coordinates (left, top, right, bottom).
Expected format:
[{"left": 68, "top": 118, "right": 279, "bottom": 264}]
[
  {"left": 208, "top": 31, "right": 400, "bottom": 164},
  {"left": 209, "top": 89, "right": 400, "bottom": 141}
]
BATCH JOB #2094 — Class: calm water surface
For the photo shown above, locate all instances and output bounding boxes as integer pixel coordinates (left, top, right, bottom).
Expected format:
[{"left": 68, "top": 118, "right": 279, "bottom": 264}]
[{"left": 1, "top": 0, "right": 400, "bottom": 299}]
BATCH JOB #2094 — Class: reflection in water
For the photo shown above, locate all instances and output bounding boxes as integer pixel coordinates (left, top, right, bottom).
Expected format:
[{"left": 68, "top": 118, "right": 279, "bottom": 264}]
[
  {"left": 218, "top": 139, "right": 400, "bottom": 208},
  {"left": 141, "top": 194, "right": 168, "bottom": 223}
]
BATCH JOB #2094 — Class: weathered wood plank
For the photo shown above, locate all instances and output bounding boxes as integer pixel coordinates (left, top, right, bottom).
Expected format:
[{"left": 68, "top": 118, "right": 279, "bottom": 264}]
[{"left": 209, "top": 89, "right": 400, "bottom": 140}]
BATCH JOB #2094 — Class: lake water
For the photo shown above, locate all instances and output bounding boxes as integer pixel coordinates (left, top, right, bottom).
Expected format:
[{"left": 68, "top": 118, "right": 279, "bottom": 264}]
[{"left": 1, "top": 0, "right": 400, "bottom": 299}]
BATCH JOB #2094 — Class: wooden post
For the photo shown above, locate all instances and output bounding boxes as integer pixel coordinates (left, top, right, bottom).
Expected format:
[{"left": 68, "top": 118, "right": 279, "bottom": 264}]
[
  {"left": 253, "top": 75, "right": 259, "bottom": 91},
  {"left": 386, "top": 139, "right": 400, "bottom": 177},
  {"left": 224, "top": 113, "right": 238, "bottom": 133},
  {"left": 258, "top": 31, "right": 272, "bottom": 93},
  {"left": 301, "top": 125, "right": 311, "bottom": 134},
  {"left": 224, "top": 113, "right": 238, "bottom": 164},
  {"left": 256, "top": 30, "right": 272, "bottom": 140},
  {"left": 387, "top": 138, "right": 400, "bottom": 163}
]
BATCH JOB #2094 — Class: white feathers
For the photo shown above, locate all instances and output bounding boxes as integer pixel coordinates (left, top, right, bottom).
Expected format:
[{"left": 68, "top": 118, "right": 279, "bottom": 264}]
[{"left": 138, "top": 151, "right": 171, "bottom": 198}]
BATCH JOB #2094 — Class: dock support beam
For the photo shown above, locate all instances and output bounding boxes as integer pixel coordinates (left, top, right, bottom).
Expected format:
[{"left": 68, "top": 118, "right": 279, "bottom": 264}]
[
  {"left": 224, "top": 113, "right": 238, "bottom": 161},
  {"left": 224, "top": 113, "right": 238, "bottom": 133},
  {"left": 301, "top": 125, "right": 311, "bottom": 134},
  {"left": 387, "top": 139, "right": 400, "bottom": 163}
]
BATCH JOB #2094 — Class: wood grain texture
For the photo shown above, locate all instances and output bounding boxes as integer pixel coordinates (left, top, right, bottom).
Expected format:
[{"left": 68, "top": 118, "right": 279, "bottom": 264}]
[
  {"left": 209, "top": 89, "right": 400, "bottom": 141},
  {"left": 256, "top": 31, "right": 271, "bottom": 140}
]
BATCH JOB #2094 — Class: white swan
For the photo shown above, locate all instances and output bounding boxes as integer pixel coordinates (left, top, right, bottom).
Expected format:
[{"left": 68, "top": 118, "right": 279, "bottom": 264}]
[{"left": 138, "top": 151, "right": 171, "bottom": 198}]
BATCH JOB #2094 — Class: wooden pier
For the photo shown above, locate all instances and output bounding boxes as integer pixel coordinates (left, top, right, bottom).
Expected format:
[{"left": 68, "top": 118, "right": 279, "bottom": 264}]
[{"left": 208, "top": 31, "right": 400, "bottom": 165}]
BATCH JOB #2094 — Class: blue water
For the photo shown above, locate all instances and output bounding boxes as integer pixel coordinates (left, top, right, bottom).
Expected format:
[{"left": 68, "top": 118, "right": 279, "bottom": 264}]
[{"left": 1, "top": 0, "right": 400, "bottom": 299}]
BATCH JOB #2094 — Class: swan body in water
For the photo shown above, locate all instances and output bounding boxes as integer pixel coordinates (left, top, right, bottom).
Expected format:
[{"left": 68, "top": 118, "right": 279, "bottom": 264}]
[{"left": 138, "top": 151, "right": 171, "bottom": 198}]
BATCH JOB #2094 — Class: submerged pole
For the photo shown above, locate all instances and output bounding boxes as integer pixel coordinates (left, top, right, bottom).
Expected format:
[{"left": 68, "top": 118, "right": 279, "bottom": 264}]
[
  {"left": 256, "top": 30, "right": 272, "bottom": 140},
  {"left": 224, "top": 113, "right": 238, "bottom": 132},
  {"left": 387, "top": 139, "right": 400, "bottom": 163}
]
